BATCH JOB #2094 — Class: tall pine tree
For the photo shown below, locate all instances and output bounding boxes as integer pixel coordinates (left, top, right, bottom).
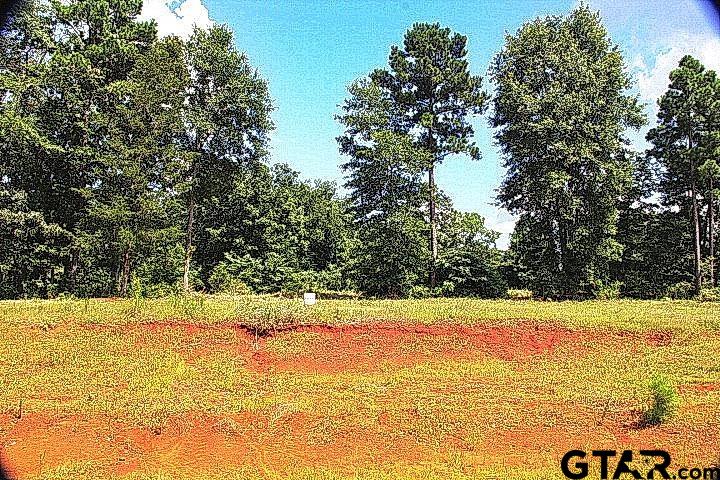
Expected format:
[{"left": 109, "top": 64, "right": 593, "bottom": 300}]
[{"left": 648, "top": 55, "right": 720, "bottom": 292}]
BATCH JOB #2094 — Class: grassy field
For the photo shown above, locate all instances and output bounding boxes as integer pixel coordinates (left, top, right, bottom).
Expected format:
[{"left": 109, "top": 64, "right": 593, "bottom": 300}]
[{"left": 0, "top": 297, "right": 719, "bottom": 479}]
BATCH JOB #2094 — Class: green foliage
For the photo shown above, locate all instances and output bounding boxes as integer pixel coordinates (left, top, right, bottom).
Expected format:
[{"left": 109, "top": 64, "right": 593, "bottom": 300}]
[
  {"left": 490, "top": 6, "right": 644, "bottom": 298},
  {"left": 665, "top": 281, "right": 695, "bottom": 300},
  {"left": 282, "top": 267, "right": 345, "bottom": 295},
  {"left": 208, "top": 263, "right": 253, "bottom": 296},
  {"left": 408, "top": 285, "right": 433, "bottom": 299},
  {"left": 0, "top": 189, "right": 69, "bottom": 299},
  {"left": 177, "top": 25, "right": 274, "bottom": 291},
  {"left": 643, "top": 375, "right": 679, "bottom": 426},
  {"left": 338, "top": 22, "right": 488, "bottom": 295},
  {"left": 1, "top": 1, "right": 716, "bottom": 301},
  {"left": 337, "top": 79, "right": 428, "bottom": 297},
  {"left": 612, "top": 154, "right": 695, "bottom": 298},
  {"left": 407, "top": 281, "right": 455, "bottom": 299},
  {"left": 647, "top": 55, "right": 720, "bottom": 292},
  {"left": 593, "top": 281, "right": 622, "bottom": 300},
  {"left": 697, "top": 287, "right": 720, "bottom": 302},
  {"left": 437, "top": 211, "right": 506, "bottom": 298},
  {"left": 506, "top": 289, "right": 533, "bottom": 300},
  {"left": 350, "top": 208, "right": 430, "bottom": 298},
  {"left": 196, "top": 163, "right": 354, "bottom": 294},
  {"left": 371, "top": 23, "right": 488, "bottom": 162}
]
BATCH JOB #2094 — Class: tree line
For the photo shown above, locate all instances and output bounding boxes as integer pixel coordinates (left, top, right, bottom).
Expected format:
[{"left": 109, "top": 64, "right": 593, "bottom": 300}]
[{"left": 1, "top": 1, "right": 718, "bottom": 300}]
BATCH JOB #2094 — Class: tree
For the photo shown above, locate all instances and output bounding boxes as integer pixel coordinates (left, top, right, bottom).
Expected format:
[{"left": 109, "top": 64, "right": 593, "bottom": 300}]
[
  {"left": 337, "top": 78, "right": 429, "bottom": 296},
  {"left": 371, "top": 23, "right": 487, "bottom": 287},
  {"left": 84, "top": 35, "right": 188, "bottom": 295},
  {"left": 178, "top": 25, "right": 273, "bottom": 292},
  {"left": 198, "top": 163, "right": 354, "bottom": 294},
  {"left": 490, "top": 6, "right": 644, "bottom": 298},
  {"left": 0, "top": 188, "right": 68, "bottom": 299},
  {"left": 437, "top": 210, "right": 506, "bottom": 297},
  {"left": 647, "top": 55, "right": 720, "bottom": 292},
  {"left": 612, "top": 153, "right": 693, "bottom": 298},
  {"left": 1, "top": 0, "right": 158, "bottom": 295}
]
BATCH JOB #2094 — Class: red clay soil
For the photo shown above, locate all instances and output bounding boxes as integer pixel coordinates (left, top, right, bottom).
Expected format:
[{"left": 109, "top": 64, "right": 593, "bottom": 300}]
[
  {"left": 248, "top": 323, "right": 590, "bottom": 373},
  {"left": 0, "top": 410, "right": 436, "bottom": 479},
  {"left": 1, "top": 322, "right": 717, "bottom": 479},
  {"left": 3, "top": 408, "right": 718, "bottom": 479},
  {"left": 680, "top": 383, "right": 720, "bottom": 393},
  {"left": 167, "top": 321, "right": 606, "bottom": 372}
]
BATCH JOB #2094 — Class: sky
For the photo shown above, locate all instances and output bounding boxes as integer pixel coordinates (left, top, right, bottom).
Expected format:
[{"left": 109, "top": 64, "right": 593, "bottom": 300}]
[{"left": 139, "top": 0, "right": 720, "bottom": 248}]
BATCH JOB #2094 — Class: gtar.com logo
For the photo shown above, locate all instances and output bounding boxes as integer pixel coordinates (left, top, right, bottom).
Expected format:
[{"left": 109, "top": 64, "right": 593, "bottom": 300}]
[{"left": 561, "top": 450, "right": 720, "bottom": 480}]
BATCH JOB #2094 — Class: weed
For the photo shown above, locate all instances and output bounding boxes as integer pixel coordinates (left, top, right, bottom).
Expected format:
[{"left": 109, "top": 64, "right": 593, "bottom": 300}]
[{"left": 643, "top": 375, "right": 679, "bottom": 426}]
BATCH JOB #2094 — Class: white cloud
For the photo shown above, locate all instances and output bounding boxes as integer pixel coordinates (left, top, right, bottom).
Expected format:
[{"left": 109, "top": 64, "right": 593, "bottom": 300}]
[
  {"left": 139, "top": 0, "right": 213, "bottom": 39},
  {"left": 634, "top": 33, "right": 720, "bottom": 118}
]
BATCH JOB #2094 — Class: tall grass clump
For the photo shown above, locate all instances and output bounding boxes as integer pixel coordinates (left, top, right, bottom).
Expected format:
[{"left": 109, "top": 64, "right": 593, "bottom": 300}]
[{"left": 643, "top": 375, "right": 679, "bottom": 426}]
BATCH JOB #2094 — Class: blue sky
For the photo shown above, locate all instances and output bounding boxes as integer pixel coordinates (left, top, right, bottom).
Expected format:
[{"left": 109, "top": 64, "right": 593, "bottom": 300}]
[{"left": 141, "top": 0, "right": 720, "bottom": 248}]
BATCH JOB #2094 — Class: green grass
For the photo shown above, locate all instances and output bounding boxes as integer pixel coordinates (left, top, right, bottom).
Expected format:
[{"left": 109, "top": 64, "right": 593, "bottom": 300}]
[
  {"left": 1, "top": 296, "right": 719, "bottom": 331},
  {"left": 1, "top": 296, "right": 718, "bottom": 479}
]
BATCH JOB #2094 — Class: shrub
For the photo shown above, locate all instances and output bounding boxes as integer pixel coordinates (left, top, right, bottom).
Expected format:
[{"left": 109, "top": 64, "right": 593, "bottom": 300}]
[
  {"left": 507, "top": 289, "right": 533, "bottom": 300},
  {"left": 437, "top": 244, "right": 507, "bottom": 298},
  {"left": 594, "top": 281, "right": 622, "bottom": 300},
  {"left": 208, "top": 263, "right": 253, "bottom": 295},
  {"left": 643, "top": 375, "right": 678, "bottom": 426},
  {"left": 665, "top": 281, "right": 694, "bottom": 300},
  {"left": 436, "top": 281, "right": 456, "bottom": 297},
  {"left": 408, "top": 285, "right": 433, "bottom": 299},
  {"left": 143, "top": 282, "right": 181, "bottom": 298},
  {"left": 222, "top": 279, "right": 253, "bottom": 296},
  {"left": 127, "top": 275, "right": 183, "bottom": 299},
  {"left": 243, "top": 300, "right": 306, "bottom": 339},
  {"left": 405, "top": 282, "right": 456, "bottom": 299},
  {"left": 697, "top": 287, "right": 720, "bottom": 302},
  {"left": 278, "top": 266, "right": 346, "bottom": 296}
]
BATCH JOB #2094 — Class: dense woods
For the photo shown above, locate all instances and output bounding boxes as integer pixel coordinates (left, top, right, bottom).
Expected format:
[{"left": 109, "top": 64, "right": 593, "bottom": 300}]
[{"left": 1, "top": 1, "right": 719, "bottom": 300}]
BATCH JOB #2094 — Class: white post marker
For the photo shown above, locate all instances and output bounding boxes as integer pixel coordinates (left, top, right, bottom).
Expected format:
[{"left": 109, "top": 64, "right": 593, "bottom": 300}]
[{"left": 303, "top": 292, "right": 316, "bottom": 306}]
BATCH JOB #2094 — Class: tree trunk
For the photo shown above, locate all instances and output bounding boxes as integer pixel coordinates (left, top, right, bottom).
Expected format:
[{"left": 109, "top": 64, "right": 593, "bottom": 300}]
[
  {"left": 183, "top": 191, "right": 195, "bottom": 293},
  {"left": 687, "top": 133, "right": 702, "bottom": 293},
  {"left": 691, "top": 185, "right": 702, "bottom": 293},
  {"left": 558, "top": 219, "right": 568, "bottom": 296},
  {"left": 709, "top": 176, "right": 715, "bottom": 287},
  {"left": 689, "top": 133, "right": 702, "bottom": 293},
  {"left": 691, "top": 182, "right": 702, "bottom": 293},
  {"left": 69, "top": 248, "right": 78, "bottom": 294},
  {"left": 119, "top": 248, "right": 131, "bottom": 297},
  {"left": 183, "top": 161, "right": 200, "bottom": 293},
  {"left": 428, "top": 163, "right": 437, "bottom": 289}
]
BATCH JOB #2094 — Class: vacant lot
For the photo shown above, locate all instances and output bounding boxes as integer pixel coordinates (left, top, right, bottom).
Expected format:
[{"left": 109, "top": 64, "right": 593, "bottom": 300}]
[{"left": 0, "top": 297, "right": 719, "bottom": 479}]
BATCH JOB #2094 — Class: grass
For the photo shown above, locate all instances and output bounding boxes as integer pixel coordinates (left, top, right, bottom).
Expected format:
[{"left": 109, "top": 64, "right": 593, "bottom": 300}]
[
  {"left": 643, "top": 375, "right": 679, "bottom": 426},
  {"left": 1, "top": 295, "right": 719, "bottom": 331},
  {"left": 0, "top": 296, "right": 718, "bottom": 479}
]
